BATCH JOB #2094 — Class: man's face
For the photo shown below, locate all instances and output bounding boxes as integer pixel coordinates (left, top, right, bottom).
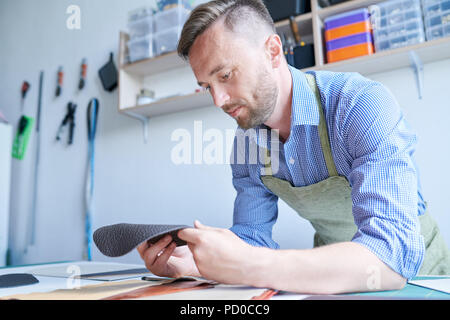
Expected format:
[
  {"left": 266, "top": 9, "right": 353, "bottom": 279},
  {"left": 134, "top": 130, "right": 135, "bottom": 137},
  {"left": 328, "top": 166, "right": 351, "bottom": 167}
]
[{"left": 189, "top": 21, "right": 278, "bottom": 129}]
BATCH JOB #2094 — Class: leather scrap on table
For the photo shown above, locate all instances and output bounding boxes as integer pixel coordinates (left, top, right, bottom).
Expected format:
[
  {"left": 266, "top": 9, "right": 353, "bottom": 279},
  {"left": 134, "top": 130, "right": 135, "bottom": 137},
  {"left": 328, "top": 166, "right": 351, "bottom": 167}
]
[
  {"left": 93, "top": 223, "right": 191, "bottom": 257},
  {"left": 103, "top": 278, "right": 215, "bottom": 300}
]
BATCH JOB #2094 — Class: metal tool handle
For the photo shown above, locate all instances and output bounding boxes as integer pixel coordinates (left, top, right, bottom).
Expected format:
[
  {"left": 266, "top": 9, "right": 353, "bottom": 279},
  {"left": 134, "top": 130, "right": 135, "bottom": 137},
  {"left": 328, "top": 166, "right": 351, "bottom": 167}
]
[{"left": 289, "top": 16, "right": 302, "bottom": 46}]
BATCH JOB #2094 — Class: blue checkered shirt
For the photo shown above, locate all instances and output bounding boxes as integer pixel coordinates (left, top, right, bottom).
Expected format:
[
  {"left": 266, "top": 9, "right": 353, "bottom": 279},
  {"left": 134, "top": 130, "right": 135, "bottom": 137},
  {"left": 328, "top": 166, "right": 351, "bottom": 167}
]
[{"left": 229, "top": 65, "right": 426, "bottom": 280}]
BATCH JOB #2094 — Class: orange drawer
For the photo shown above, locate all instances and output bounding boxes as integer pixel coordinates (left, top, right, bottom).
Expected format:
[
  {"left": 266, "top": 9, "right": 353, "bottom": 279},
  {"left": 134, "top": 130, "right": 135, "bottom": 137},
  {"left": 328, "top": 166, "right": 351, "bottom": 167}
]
[
  {"left": 327, "top": 42, "right": 374, "bottom": 63},
  {"left": 325, "top": 20, "right": 372, "bottom": 42}
]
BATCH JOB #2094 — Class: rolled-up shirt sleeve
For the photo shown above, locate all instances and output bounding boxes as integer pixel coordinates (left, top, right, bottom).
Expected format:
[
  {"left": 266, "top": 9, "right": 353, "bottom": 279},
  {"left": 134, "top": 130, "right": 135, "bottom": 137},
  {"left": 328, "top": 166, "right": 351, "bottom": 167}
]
[
  {"left": 229, "top": 136, "right": 280, "bottom": 249},
  {"left": 341, "top": 83, "right": 425, "bottom": 279}
]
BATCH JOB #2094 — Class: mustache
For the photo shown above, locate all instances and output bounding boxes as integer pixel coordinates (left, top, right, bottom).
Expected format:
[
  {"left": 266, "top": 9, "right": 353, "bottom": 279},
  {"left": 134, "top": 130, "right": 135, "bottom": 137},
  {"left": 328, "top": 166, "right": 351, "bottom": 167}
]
[{"left": 222, "top": 100, "right": 248, "bottom": 113}]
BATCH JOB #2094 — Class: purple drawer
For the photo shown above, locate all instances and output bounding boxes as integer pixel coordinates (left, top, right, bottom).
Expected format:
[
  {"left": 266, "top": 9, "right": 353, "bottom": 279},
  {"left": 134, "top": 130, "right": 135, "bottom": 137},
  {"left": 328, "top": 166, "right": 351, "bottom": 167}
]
[
  {"left": 326, "top": 32, "right": 373, "bottom": 51},
  {"left": 324, "top": 8, "right": 370, "bottom": 30}
]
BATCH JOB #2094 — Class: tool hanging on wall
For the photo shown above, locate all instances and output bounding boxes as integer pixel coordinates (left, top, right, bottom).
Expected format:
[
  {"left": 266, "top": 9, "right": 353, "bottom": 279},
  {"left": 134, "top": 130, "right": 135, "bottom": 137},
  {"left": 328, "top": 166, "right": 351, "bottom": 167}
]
[
  {"left": 12, "top": 81, "right": 33, "bottom": 160},
  {"left": 84, "top": 98, "right": 99, "bottom": 261},
  {"left": 98, "top": 52, "right": 118, "bottom": 92},
  {"left": 55, "top": 66, "right": 64, "bottom": 97},
  {"left": 20, "top": 81, "right": 30, "bottom": 112},
  {"left": 27, "top": 71, "right": 44, "bottom": 252},
  {"left": 12, "top": 116, "right": 34, "bottom": 160},
  {"left": 78, "top": 58, "right": 87, "bottom": 90},
  {"left": 55, "top": 102, "right": 77, "bottom": 145}
]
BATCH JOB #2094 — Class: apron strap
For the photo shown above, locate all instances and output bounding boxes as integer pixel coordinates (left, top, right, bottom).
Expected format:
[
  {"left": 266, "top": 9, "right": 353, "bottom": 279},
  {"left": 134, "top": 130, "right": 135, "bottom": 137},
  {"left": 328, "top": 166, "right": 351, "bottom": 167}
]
[
  {"left": 305, "top": 73, "right": 339, "bottom": 177},
  {"left": 264, "top": 145, "right": 273, "bottom": 176}
]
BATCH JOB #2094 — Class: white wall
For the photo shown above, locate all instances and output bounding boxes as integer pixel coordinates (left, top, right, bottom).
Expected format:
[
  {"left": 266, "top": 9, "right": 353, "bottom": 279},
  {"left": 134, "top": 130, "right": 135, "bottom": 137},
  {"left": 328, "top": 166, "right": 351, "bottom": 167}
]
[{"left": 0, "top": 0, "right": 448, "bottom": 267}]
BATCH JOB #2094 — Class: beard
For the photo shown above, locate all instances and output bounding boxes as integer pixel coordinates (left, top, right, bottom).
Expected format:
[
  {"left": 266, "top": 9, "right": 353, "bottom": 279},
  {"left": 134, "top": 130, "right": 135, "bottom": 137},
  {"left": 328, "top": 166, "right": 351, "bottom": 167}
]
[{"left": 223, "top": 68, "right": 278, "bottom": 130}]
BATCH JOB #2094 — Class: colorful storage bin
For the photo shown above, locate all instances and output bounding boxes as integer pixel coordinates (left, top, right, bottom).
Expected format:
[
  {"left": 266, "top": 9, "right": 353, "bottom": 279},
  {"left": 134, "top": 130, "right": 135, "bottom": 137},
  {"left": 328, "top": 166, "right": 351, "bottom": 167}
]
[{"left": 324, "top": 8, "right": 374, "bottom": 63}]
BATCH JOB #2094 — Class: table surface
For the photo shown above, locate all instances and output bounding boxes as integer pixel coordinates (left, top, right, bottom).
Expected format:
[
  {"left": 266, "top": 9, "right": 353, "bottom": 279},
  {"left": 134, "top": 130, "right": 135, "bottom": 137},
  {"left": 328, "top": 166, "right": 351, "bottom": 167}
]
[{"left": 1, "top": 261, "right": 449, "bottom": 300}]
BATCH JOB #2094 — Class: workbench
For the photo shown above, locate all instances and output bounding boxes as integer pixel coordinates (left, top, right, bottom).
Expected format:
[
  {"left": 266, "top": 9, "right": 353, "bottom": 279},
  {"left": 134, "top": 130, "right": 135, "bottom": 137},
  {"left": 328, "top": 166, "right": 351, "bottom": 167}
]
[{"left": 1, "top": 261, "right": 449, "bottom": 300}]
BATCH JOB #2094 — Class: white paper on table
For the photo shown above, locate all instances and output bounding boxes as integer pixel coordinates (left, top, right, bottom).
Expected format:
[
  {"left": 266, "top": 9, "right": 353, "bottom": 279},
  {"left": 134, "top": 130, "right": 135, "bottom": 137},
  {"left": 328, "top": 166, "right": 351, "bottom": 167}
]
[{"left": 408, "top": 277, "right": 450, "bottom": 294}]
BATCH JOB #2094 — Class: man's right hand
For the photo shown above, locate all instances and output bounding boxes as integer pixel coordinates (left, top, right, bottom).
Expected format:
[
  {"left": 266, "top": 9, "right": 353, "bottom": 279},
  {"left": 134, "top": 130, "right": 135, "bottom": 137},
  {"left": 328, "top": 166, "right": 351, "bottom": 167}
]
[{"left": 137, "top": 234, "right": 200, "bottom": 278}]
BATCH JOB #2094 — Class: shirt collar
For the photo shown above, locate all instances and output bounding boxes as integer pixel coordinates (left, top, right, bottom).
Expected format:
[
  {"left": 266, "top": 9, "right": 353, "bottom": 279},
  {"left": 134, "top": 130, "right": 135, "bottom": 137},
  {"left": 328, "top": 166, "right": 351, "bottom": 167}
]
[
  {"left": 242, "top": 66, "right": 320, "bottom": 148},
  {"left": 289, "top": 65, "right": 320, "bottom": 127}
]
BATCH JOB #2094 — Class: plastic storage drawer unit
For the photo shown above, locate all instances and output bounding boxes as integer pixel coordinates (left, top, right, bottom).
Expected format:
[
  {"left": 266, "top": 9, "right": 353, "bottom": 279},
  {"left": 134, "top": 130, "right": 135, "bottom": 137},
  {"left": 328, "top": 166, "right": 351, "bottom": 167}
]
[
  {"left": 128, "top": 6, "right": 153, "bottom": 23},
  {"left": 127, "top": 15, "right": 154, "bottom": 39},
  {"left": 369, "top": 0, "right": 425, "bottom": 52},
  {"left": 156, "top": 0, "right": 192, "bottom": 12},
  {"left": 154, "top": 6, "right": 191, "bottom": 32},
  {"left": 154, "top": 26, "right": 182, "bottom": 56},
  {"left": 425, "top": 21, "right": 450, "bottom": 39},
  {"left": 422, "top": 0, "right": 450, "bottom": 40},
  {"left": 128, "top": 34, "right": 154, "bottom": 63},
  {"left": 324, "top": 8, "right": 374, "bottom": 63}
]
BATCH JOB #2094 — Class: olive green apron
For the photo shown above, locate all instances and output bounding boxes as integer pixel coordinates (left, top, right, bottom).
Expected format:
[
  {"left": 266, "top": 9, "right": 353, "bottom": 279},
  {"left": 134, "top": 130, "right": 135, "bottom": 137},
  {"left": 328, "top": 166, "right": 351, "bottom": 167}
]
[{"left": 260, "top": 73, "right": 450, "bottom": 275}]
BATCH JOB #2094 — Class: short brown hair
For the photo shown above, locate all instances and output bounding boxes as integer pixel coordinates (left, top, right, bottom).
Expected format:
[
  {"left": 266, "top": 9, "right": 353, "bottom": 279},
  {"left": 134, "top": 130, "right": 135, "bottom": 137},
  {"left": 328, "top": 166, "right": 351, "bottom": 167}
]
[{"left": 177, "top": 0, "right": 275, "bottom": 60}]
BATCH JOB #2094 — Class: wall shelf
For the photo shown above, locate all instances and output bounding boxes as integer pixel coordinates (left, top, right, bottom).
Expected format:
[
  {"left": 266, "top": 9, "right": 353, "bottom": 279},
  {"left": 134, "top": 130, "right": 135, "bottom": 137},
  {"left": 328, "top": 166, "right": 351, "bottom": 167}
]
[
  {"left": 117, "top": 0, "right": 450, "bottom": 142},
  {"left": 120, "top": 91, "right": 213, "bottom": 118},
  {"left": 302, "top": 36, "right": 450, "bottom": 75}
]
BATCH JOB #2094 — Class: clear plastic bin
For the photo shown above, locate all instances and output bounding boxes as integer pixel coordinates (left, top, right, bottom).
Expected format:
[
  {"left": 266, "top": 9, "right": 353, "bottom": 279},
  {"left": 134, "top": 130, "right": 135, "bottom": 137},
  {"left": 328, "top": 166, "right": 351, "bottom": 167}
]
[
  {"left": 154, "top": 26, "right": 182, "bottom": 56},
  {"left": 127, "top": 15, "right": 154, "bottom": 39},
  {"left": 374, "top": 8, "right": 422, "bottom": 28},
  {"left": 373, "top": 18, "right": 424, "bottom": 40},
  {"left": 128, "top": 6, "right": 153, "bottom": 23},
  {"left": 369, "top": 0, "right": 421, "bottom": 29},
  {"left": 154, "top": 6, "right": 191, "bottom": 32},
  {"left": 422, "top": 0, "right": 450, "bottom": 17},
  {"left": 425, "top": 20, "right": 450, "bottom": 39},
  {"left": 424, "top": 8, "right": 450, "bottom": 28},
  {"left": 128, "top": 34, "right": 154, "bottom": 63},
  {"left": 375, "top": 30, "right": 425, "bottom": 51},
  {"left": 156, "top": 0, "right": 192, "bottom": 12}
]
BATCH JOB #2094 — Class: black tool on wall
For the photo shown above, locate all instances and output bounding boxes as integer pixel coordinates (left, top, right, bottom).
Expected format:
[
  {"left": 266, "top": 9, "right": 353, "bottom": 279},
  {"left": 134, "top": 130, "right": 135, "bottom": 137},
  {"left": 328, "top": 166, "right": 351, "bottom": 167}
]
[
  {"left": 56, "top": 102, "right": 77, "bottom": 145},
  {"left": 98, "top": 52, "right": 118, "bottom": 92}
]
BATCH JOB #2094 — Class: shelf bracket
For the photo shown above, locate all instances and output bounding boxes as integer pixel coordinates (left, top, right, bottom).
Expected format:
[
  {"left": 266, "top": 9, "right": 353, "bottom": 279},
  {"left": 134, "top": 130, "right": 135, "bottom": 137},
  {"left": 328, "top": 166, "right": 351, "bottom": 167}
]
[
  {"left": 123, "top": 111, "right": 149, "bottom": 144},
  {"left": 408, "top": 50, "right": 424, "bottom": 100}
]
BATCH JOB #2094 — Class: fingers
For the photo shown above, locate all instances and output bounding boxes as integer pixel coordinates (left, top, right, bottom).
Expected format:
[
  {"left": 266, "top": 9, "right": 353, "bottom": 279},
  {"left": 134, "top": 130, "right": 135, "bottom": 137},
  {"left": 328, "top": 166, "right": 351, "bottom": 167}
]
[
  {"left": 179, "top": 221, "right": 220, "bottom": 243},
  {"left": 136, "top": 242, "right": 148, "bottom": 260},
  {"left": 178, "top": 227, "right": 202, "bottom": 243},
  {"left": 152, "top": 241, "right": 176, "bottom": 269},
  {"left": 194, "top": 220, "right": 214, "bottom": 230},
  {"left": 141, "top": 235, "right": 173, "bottom": 266}
]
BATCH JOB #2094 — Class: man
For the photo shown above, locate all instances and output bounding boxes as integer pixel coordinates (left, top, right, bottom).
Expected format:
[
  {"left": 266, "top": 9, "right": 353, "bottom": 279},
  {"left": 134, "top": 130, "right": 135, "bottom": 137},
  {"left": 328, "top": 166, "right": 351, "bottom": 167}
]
[{"left": 138, "top": 0, "right": 450, "bottom": 294}]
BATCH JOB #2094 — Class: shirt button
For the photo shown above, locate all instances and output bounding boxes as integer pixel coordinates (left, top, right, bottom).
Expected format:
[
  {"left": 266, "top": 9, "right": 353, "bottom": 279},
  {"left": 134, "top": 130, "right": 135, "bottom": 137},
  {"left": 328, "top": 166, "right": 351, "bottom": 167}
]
[{"left": 289, "top": 158, "right": 295, "bottom": 164}]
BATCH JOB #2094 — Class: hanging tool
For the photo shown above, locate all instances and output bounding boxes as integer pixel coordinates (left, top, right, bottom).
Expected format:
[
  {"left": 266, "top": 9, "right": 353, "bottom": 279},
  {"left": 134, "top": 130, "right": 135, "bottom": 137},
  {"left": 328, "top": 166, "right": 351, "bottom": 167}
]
[
  {"left": 12, "top": 116, "right": 34, "bottom": 160},
  {"left": 55, "top": 102, "right": 77, "bottom": 145},
  {"left": 13, "top": 81, "right": 33, "bottom": 160},
  {"left": 289, "top": 16, "right": 305, "bottom": 47},
  {"left": 98, "top": 52, "right": 118, "bottom": 92},
  {"left": 84, "top": 98, "right": 99, "bottom": 261},
  {"left": 78, "top": 58, "right": 87, "bottom": 90},
  {"left": 20, "top": 81, "right": 30, "bottom": 112},
  {"left": 27, "top": 71, "right": 44, "bottom": 252},
  {"left": 281, "top": 33, "right": 295, "bottom": 66},
  {"left": 288, "top": 16, "right": 316, "bottom": 69},
  {"left": 55, "top": 66, "right": 63, "bottom": 97}
]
